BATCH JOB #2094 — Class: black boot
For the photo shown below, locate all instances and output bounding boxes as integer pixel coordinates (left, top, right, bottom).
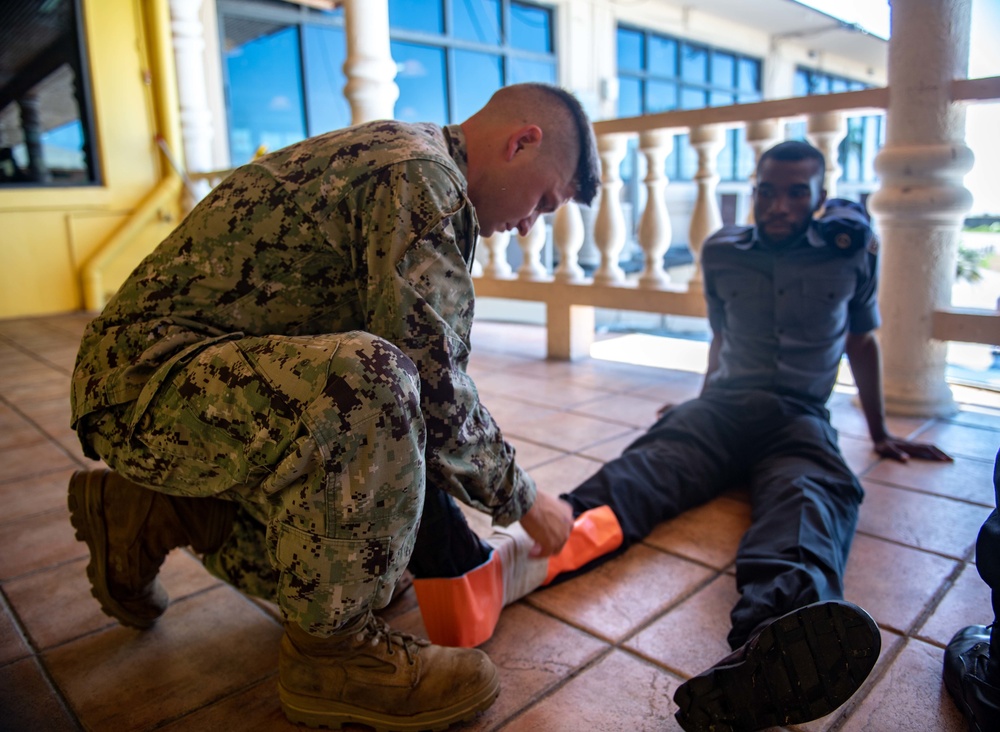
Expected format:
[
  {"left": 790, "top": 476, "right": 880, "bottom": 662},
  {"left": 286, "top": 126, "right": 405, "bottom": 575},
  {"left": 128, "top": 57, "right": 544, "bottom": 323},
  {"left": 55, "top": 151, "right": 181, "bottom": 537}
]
[
  {"left": 944, "top": 625, "right": 1000, "bottom": 732},
  {"left": 673, "top": 600, "right": 881, "bottom": 732}
]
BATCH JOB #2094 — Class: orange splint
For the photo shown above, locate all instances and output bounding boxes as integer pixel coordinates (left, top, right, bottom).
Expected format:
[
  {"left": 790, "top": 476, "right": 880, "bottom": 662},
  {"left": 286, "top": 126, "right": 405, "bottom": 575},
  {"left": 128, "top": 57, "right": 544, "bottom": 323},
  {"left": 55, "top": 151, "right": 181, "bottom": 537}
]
[{"left": 412, "top": 505, "right": 623, "bottom": 647}]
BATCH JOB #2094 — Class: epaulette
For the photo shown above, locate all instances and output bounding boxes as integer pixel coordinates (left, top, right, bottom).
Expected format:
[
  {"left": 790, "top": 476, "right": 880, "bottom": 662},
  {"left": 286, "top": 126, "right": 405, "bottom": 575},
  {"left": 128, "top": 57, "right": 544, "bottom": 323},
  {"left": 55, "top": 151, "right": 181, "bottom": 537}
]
[
  {"left": 815, "top": 198, "right": 875, "bottom": 255},
  {"left": 704, "top": 225, "right": 754, "bottom": 248}
]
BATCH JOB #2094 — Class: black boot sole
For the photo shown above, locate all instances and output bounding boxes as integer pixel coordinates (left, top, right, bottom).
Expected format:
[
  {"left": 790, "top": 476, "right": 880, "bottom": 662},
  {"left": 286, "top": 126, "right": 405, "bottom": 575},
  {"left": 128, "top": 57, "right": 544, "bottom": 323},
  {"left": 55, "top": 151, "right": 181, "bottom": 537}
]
[{"left": 673, "top": 600, "right": 881, "bottom": 732}]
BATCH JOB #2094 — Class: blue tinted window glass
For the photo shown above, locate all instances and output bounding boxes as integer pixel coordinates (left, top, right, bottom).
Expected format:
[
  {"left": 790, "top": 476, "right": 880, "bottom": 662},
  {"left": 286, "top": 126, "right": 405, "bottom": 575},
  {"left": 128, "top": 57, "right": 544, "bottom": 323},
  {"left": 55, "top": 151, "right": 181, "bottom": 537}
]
[
  {"left": 646, "top": 80, "right": 677, "bottom": 113},
  {"left": 389, "top": 0, "right": 443, "bottom": 33},
  {"left": 617, "top": 28, "right": 643, "bottom": 72},
  {"left": 831, "top": 77, "right": 850, "bottom": 93},
  {"left": 618, "top": 77, "right": 642, "bottom": 116},
  {"left": 510, "top": 2, "right": 551, "bottom": 52},
  {"left": 738, "top": 58, "right": 759, "bottom": 93},
  {"left": 794, "top": 69, "right": 810, "bottom": 96},
  {"left": 677, "top": 133, "right": 697, "bottom": 180},
  {"left": 391, "top": 41, "right": 447, "bottom": 123},
  {"left": 738, "top": 91, "right": 761, "bottom": 104},
  {"left": 735, "top": 126, "right": 755, "bottom": 179},
  {"left": 648, "top": 35, "right": 677, "bottom": 77},
  {"left": 680, "top": 87, "right": 707, "bottom": 110},
  {"left": 712, "top": 52, "right": 735, "bottom": 88},
  {"left": 785, "top": 121, "right": 807, "bottom": 141},
  {"left": 710, "top": 91, "right": 734, "bottom": 107},
  {"left": 226, "top": 22, "right": 306, "bottom": 166},
  {"left": 303, "top": 25, "right": 350, "bottom": 135},
  {"left": 863, "top": 116, "right": 880, "bottom": 181},
  {"left": 454, "top": 50, "right": 502, "bottom": 121},
  {"left": 812, "top": 75, "right": 831, "bottom": 94},
  {"left": 509, "top": 57, "right": 556, "bottom": 84},
  {"left": 680, "top": 44, "right": 708, "bottom": 83},
  {"left": 454, "top": 0, "right": 501, "bottom": 44}
]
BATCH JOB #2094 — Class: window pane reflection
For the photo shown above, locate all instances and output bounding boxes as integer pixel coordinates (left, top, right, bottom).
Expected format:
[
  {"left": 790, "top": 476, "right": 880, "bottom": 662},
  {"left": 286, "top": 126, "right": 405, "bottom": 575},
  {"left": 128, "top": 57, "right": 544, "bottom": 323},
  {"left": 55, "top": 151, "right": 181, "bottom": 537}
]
[
  {"left": 510, "top": 2, "right": 551, "bottom": 52},
  {"left": 508, "top": 58, "right": 556, "bottom": 85},
  {"left": 453, "top": 50, "right": 502, "bottom": 122},
  {"left": 303, "top": 25, "right": 350, "bottom": 135},
  {"left": 225, "top": 21, "right": 306, "bottom": 166},
  {"left": 392, "top": 42, "right": 447, "bottom": 123},
  {"left": 389, "top": 0, "right": 444, "bottom": 34},
  {"left": 454, "top": 0, "right": 501, "bottom": 45}
]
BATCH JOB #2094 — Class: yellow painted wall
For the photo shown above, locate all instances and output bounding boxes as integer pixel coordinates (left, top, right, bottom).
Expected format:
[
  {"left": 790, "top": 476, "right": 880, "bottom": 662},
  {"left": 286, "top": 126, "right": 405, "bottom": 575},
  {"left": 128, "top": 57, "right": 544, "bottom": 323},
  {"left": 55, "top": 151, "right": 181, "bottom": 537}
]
[{"left": 0, "top": 0, "right": 181, "bottom": 318}]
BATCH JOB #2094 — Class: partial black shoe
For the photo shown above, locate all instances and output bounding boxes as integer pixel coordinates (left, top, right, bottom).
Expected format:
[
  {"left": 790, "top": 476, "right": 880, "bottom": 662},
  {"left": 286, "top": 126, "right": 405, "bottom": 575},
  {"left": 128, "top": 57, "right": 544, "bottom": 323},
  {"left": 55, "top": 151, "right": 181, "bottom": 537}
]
[
  {"left": 673, "top": 600, "right": 881, "bottom": 732},
  {"left": 943, "top": 624, "right": 1000, "bottom": 732}
]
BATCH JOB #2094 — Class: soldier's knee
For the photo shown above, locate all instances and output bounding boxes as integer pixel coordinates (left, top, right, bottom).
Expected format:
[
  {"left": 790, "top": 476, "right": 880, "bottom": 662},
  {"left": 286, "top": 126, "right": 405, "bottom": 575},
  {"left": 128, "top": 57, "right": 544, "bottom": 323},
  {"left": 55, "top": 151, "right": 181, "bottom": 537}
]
[{"left": 335, "top": 331, "right": 422, "bottom": 413}]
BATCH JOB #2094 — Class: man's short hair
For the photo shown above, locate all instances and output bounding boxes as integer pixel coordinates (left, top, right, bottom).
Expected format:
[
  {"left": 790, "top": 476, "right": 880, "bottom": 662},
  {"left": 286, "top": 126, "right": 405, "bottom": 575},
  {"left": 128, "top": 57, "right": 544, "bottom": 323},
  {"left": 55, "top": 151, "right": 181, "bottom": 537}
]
[
  {"left": 499, "top": 83, "right": 601, "bottom": 207},
  {"left": 757, "top": 140, "right": 826, "bottom": 180}
]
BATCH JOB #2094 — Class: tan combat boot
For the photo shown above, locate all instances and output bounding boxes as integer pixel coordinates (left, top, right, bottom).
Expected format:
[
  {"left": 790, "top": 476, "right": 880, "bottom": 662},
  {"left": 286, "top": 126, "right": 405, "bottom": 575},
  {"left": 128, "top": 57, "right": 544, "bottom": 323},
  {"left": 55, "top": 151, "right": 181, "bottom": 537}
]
[
  {"left": 67, "top": 469, "right": 236, "bottom": 629},
  {"left": 279, "top": 613, "right": 500, "bottom": 731}
]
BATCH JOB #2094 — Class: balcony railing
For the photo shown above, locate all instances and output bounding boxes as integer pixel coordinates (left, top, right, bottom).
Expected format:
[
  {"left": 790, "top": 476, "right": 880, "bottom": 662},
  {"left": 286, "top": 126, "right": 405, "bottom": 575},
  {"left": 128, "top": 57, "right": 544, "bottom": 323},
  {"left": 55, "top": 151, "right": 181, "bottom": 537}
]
[{"left": 473, "top": 77, "right": 1000, "bottom": 360}]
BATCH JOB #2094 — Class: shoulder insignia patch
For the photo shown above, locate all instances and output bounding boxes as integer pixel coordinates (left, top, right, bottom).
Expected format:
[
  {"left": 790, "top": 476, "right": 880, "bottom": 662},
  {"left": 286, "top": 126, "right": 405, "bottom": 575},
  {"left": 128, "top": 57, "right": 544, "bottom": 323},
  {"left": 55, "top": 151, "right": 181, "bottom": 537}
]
[{"left": 835, "top": 232, "right": 852, "bottom": 250}]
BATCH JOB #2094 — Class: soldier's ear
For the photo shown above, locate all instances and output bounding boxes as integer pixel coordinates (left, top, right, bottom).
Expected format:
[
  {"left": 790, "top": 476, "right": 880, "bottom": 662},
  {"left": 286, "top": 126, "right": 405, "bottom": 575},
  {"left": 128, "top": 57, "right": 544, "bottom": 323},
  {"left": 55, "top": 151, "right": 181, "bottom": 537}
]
[{"left": 503, "top": 125, "right": 542, "bottom": 162}]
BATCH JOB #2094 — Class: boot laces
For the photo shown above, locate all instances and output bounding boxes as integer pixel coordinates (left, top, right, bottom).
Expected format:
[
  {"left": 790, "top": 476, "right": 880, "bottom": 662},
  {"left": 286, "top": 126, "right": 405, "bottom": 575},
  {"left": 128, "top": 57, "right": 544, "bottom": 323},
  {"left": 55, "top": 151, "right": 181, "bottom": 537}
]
[{"left": 356, "top": 614, "right": 429, "bottom": 665}]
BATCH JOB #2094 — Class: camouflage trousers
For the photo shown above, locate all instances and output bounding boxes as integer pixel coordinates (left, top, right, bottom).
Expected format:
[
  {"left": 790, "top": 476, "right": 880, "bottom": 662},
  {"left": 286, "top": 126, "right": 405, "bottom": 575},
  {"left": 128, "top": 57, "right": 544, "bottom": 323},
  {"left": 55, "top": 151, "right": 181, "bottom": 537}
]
[{"left": 84, "top": 331, "right": 426, "bottom": 636}]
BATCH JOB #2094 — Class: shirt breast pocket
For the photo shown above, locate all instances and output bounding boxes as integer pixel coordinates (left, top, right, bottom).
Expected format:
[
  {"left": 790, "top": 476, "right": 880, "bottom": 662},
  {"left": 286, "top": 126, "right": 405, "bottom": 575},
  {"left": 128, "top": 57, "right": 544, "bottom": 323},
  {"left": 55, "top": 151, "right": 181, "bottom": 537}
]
[{"left": 797, "top": 277, "right": 856, "bottom": 331}]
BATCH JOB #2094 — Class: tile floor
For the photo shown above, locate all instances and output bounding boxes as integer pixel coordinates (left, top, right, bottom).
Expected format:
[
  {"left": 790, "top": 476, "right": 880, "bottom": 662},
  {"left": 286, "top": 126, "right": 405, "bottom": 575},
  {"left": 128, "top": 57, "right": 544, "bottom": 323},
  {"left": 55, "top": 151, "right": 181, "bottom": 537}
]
[{"left": 1, "top": 312, "right": 998, "bottom": 731}]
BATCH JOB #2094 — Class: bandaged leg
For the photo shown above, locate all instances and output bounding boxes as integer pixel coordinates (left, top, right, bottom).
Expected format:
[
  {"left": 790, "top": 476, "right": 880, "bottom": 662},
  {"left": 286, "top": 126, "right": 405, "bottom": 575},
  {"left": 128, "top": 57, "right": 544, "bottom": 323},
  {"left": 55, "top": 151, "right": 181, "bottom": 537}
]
[{"left": 413, "top": 505, "right": 623, "bottom": 647}]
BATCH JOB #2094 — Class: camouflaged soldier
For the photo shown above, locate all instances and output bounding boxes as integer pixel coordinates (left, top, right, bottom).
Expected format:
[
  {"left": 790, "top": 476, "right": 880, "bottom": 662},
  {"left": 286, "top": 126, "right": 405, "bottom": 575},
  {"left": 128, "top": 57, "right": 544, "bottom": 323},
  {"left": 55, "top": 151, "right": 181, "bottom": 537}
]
[{"left": 68, "top": 82, "right": 600, "bottom": 731}]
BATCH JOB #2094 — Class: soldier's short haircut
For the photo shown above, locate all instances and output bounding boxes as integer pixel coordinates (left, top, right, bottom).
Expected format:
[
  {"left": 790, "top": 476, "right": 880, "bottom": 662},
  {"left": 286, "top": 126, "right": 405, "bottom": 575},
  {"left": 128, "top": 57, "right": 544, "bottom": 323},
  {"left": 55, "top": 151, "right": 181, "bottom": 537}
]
[
  {"left": 489, "top": 83, "right": 601, "bottom": 207},
  {"left": 758, "top": 140, "right": 826, "bottom": 180}
]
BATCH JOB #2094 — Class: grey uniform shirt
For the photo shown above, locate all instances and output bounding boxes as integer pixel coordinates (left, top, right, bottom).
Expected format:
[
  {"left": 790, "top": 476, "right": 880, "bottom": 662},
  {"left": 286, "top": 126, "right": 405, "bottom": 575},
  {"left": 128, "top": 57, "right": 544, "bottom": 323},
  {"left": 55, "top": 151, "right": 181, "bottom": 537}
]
[
  {"left": 71, "top": 121, "right": 536, "bottom": 526},
  {"left": 702, "top": 204, "right": 880, "bottom": 405}
]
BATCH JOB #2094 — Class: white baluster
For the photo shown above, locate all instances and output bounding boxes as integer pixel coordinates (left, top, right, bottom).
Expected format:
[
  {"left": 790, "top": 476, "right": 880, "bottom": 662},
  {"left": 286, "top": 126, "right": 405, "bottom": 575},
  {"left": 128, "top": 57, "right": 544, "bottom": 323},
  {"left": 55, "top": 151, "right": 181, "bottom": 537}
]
[
  {"left": 341, "top": 0, "right": 399, "bottom": 124},
  {"left": 637, "top": 129, "right": 673, "bottom": 289},
  {"left": 553, "top": 202, "right": 588, "bottom": 284},
  {"left": 516, "top": 218, "right": 550, "bottom": 281},
  {"left": 688, "top": 124, "right": 725, "bottom": 290},
  {"left": 480, "top": 232, "right": 513, "bottom": 279},
  {"left": 807, "top": 112, "right": 847, "bottom": 199},
  {"left": 592, "top": 134, "right": 629, "bottom": 286},
  {"left": 744, "top": 119, "right": 781, "bottom": 224}
]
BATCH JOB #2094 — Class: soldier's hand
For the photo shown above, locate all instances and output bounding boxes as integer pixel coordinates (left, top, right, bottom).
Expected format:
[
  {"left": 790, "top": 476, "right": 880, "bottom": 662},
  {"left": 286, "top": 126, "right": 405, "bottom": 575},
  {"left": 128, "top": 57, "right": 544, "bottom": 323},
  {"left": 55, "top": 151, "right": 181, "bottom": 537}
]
[
  {"left": 520, "top": 492, "right": 574, "bottom": 558},
  {"left": 874, "top": 435, "right": 953, "bottom": 463}
]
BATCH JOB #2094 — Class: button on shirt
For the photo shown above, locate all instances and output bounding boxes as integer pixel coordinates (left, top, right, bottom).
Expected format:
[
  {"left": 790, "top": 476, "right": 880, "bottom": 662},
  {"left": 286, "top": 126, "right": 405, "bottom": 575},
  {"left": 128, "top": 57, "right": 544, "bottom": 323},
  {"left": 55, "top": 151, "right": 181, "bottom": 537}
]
[{"left": 701, "top": 214, "right": 880, "bottom": 405}]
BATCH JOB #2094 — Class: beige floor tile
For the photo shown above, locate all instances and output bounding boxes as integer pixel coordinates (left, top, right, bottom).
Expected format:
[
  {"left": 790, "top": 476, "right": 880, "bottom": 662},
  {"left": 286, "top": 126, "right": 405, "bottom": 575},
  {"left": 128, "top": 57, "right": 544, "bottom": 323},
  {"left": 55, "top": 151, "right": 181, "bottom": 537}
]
[
  {"left": 917, "top": 563, "right": 994, "bottom": 648},
  {"left": 836, "top": 638, "right": 966, "bottom": 732},
  {"left": 158, "top": 677, "right": 298, "bottom": 731},
  {"left": 0, "top": 656, "right": 79, "bottom": 732},
  {"left": 837, "top": 433, "right": 882, "bottom": 476},
  {"left": 858, "top": 480, "right": 993, "bottom": 559},
  {"left": 505, "top": 436, "right": 567, "bottom": 471},
  {"left": 0, "top": 468, "right": 76, "bottom": 522},
  {"left": 463, "top": 603, "right": 609, "bottom": 730},
  {"left": 505, "top": 410, "right": 634, "bottom": 452},
  {"left": 845, "top": 534, "right": 959, "bottom": 634},
  {"left": 569, "top": 392, "right": 666, "bottom": 428},
  {"left": 916, "top": 422, "right": 1000, "bottom": 462},
  {"left": 645, "top": 496, "right": 751, "bottom": 570},
  {"left": 526, "top": 544, "right": 715, "bottom": 642},
  {"left": 478, "top": 395, "right": 558, "bottom": 433},
  {"left": 508, "top": 357, "right": 663, "bottom": 394},
  {"left": 0, "top": 595, "right": 30, "bottom": 666},
  {"left": 625, "top": 574, "right": 739, "bottom": 678},
  {"left": 0, "top": 506, "right": 87, "bottom": 581},
  {"left": 526, "top": 453, "right": 604, "bottom": 497},
  {"left": 577, "top": 429, "right": 643, "bottom": 461},
  {"left": 6, "top": 549, "right": 221, "bottom": 650},
  {"left": 45, "top": 585, "right": 282, "bottom": 731},
  {"left": 473, "top": 371, "right": 612, "bottom": 410},
  {"left": 505, "top": 649, "right": 682, "bottom": 731},
  {"left": 629, "top": 374, "right": 703, "bottom": 409},
  {"left": 0, "top": 407, "right": 49, "bottom": 450},
  {"left": 828, "top": 394, "right": 931, "bottom": 442},
  {"left": 0, "top": 440, "right": 78, "bottom": 484},
  {"left": 864, "top": 455, "right": 997, "bottom": 506}
]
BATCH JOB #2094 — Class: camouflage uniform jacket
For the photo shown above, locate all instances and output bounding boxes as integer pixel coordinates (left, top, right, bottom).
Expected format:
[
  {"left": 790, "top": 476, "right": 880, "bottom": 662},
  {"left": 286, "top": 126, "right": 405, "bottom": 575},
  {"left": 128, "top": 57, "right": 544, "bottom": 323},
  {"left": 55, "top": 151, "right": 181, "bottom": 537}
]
[{"left": 71, "top": 121, "right": 536, "bottom": 526}]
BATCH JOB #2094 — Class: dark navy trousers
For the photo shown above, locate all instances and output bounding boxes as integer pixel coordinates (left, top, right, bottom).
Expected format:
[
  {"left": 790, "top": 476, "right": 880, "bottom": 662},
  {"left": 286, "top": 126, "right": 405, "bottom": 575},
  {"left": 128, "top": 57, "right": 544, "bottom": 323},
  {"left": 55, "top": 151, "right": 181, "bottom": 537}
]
[{"left": 562, "top": 389, "right": 864, "bottom": 650}]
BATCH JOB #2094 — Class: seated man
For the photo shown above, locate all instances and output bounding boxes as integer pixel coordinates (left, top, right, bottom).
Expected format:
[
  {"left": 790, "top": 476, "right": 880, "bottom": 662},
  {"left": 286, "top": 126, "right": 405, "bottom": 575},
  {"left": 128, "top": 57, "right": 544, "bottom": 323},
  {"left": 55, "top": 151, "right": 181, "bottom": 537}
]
[
  {"left": 408, "top": 140, "right": 952, "bottom": 732},
  {"left": 67, "top": 82, "right": 600, "bottom": 731},
  {"left": 944, "top": 447, "right": 1000, "bottom": 731}
]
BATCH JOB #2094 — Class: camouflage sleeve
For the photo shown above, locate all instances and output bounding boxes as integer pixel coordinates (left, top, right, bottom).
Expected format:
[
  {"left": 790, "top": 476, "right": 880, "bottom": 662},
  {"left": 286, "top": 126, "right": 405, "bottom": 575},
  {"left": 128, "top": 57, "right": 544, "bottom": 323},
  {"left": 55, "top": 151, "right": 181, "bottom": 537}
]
[{"left": 350, "top": 159, "right": 537, "bottom": 526}]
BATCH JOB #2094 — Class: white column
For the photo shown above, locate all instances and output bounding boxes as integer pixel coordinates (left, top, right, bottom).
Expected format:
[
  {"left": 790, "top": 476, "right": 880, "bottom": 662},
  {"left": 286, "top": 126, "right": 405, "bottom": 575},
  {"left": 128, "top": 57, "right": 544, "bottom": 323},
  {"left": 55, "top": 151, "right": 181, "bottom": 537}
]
[
  {"left": 867, "top": 0, "right": 974, "bottom": 416},
  {"left": 807, "top": 111, "right": 847, "bottom": 198},
  {"left": 687, "top": 124, "right": 725, "bottom": 290},
  {"left": 553, "top": 202, "right": 588, "bottom": 283},
  {"left": 745, "top": 119, "right": 781, "bottom": 224},
  {"left": 342, "top": 0, "right": 399, "bottom": 124},
  {"left": 480, "top": 232, "right": 514, "bottom": 279},
  {"left": 637, "top": 129, "right": 673, "bottom": 289},
  {"left": 169, "top": 0, "right": 214, "bottom": 204},
  {"left": 516, "top": 219, "right": 551, "bottom": 281},
  {"left": 592, "top": 133, "right": 629, "bottom": 286}
]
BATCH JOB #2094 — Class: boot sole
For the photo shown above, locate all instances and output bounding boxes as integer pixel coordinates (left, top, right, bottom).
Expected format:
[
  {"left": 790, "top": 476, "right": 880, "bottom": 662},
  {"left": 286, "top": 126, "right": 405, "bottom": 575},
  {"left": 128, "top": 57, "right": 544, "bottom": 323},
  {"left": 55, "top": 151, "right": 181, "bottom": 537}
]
[
  {"left": 278, "top": 664, "right": 500, "bottom": 731},
  {"left": 67, "top": 470, "right": 158, "bottom": 630},
  {"left": 673, "top": 600, "right": 881, "bottom": 732}
]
